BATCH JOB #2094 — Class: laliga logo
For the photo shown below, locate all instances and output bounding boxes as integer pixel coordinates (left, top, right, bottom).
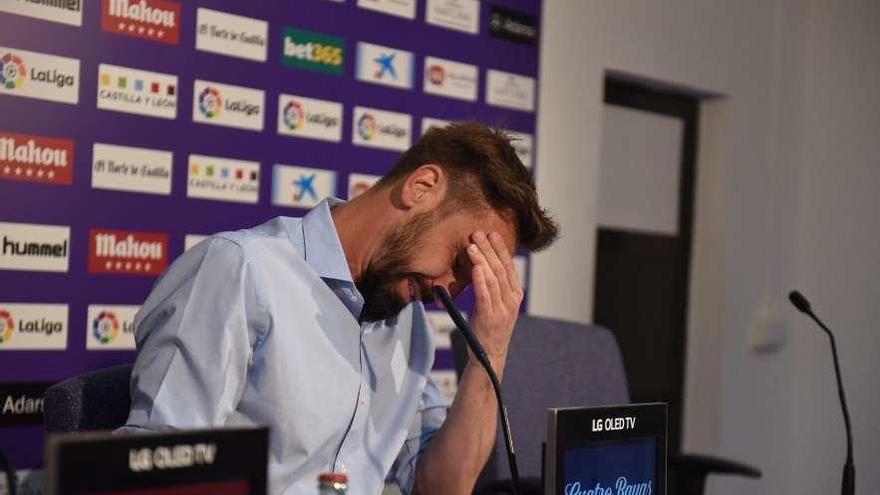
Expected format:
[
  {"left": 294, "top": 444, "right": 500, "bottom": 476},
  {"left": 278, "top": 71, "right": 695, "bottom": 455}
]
[
  {"left": 92, "top": 311, "right": 120, "bottom": 345},
  {"left": 198, "top": 87, "right": 222, "bottom": 118},
  {"left": 283, "top": 101, "right": 305, "bottom": 130},
  {"left": 0, "top": 54, "right": 26, "bottom": 90},
  {"left": 427, "top": 65, "right": 445, "bottom": 85},
  {"left": 357, "top": 113, "right": 378, "bottom": 141},
  {"left": 0, "top": 309, "right": 14, "bottom": 344}
]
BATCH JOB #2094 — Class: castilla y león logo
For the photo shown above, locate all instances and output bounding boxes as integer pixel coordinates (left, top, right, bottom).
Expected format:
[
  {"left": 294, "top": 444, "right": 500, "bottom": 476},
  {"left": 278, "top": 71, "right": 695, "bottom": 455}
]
[{"left": 88, "top": 229, "right": 169, "bottom": 276}]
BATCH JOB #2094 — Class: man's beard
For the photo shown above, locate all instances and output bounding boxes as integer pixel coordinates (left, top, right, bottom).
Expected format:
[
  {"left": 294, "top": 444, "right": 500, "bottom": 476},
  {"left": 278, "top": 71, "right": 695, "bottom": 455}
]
[{"left": 357, "top": 211, "right": 437, "bottom": 322}]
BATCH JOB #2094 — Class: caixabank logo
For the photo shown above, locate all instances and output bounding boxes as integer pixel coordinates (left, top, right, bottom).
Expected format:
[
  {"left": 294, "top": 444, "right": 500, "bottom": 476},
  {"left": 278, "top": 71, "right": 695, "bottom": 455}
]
[
  {"left": 0, "top": 132, "right": 74, "bottom": 185},
  {"left": 86, "top": 305, "right": 138, "bottom": 350},
  {"left": 281, "top": 27, "right": 345, "bottom": 76},
  {"left": 277, "top": 93, "right": 342, "bottom": 143},
  {"left": 0, "top": 47, "right": 79, "bottom": 105},
  {"left": 101, "top": 0, "right": 181, "bottom": 44},
  {"left": 352, "top": 106, "right": 411, "bottom": 151},
  {"left": 193, "top": 80, "right": 264, "bottom": 131},
  {"left": 355, "top": 41, "right": 414, "bottom": 90},
  {"left": 272, "top": 164, "right": 336, "bottom": 209},
  {"left": 0, "top": 303, "right": 68, "bottom": 351},
  {"left": 88, "top": 229, "right": 168, "bottom": 276},
  {"left": 188, "top": 154, "right": 260, "bottom": 204},
  {"left": 97, "top": 63, "right": 177, "bottom": 119}
]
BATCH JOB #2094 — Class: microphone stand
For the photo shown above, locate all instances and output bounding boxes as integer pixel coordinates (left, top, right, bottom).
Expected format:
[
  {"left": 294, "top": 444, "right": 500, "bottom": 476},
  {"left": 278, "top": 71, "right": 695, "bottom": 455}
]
[
  {"left": 789, "top": 291, "right": 855, "bottom": 495},
  {"left": 434, "top": 286, "right": 520, "bottom": 495}
]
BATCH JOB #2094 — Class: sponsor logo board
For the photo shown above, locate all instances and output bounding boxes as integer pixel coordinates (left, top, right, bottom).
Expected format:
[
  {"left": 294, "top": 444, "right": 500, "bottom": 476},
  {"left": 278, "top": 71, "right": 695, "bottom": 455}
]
[
  {"left": 91, "top": 143, "right": 172, "bottom": 195},
  {"left": 101, "top": 0, "right": 181, "bottom": 44},
  {"left": 489, "top": 5, "right": 538, "bottom": 45},
  {"left": 272, "top": 164, "right": 336, "bottom": 209},
  {"left": 86, "top": 305, "right": 138, "bottom": 350},
  {"left": 0, "top": 0, "right": 83, "bottom": 26},
  {"left": 195, "top": 8, "right": 268, "bottom": 62},
  {"left": 0, "top": 222, "right": 69, "bottom": 273},
  {"left": 88, "top": 229, "right": 169, "bottom": 276},
  {"left": 277, "top": 94, "right": 343, "bottom": 143},
  {"left": 188, "top": 154, "right": 260, "bottom": 204},
  {"left": 505, "top": 129, "right": 533, "bottom": 168},
  {"left": 423, "top": 56, "right": 478, "bottom": 101},
  {"left": 281, "top": 27, "right": 345, "bottom": 76},
  {"left": 0, "top": 303, "right": 68, "bottom": 350},
  {"left": 347, "top": 173, "right": 381, "bottom": 199},
  {"left": 425, "top": 0, "right": 479, "bottom": 35},
  {"left": 485, "top": 69, "right": 535, "bottom": 112},
  {"left": 184, "top": 234, "right": 209, "bottom": 251},
  {"left": 97, "top": 63, "right": 177, "bottom": 119},
  {"left": 352, "top": 106, "right": 411, "bottom": 151},
  {"left": 426, "top": 310, "right": 458, "bottom": 350},
  {"left": 356, "top": 0, "right": 416, "bottom": 19},
  {"left": 421, "top": 117, "right": 453, "bottom": 135},
  {"left": 0, "top": 47, "right": 79, "bottom": 105},
  {"left": 356, "top": 42, "right": 414, "bottom": 90},
  {"left": 193, "top": 79, "right": 265, "bottom": 131},
  {"left": 0, "top": 132, "right": 73, "bottom": 185}
]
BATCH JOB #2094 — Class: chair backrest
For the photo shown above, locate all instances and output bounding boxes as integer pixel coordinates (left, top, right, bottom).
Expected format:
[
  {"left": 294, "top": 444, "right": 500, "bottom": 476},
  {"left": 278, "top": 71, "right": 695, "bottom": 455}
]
[
  {"left": 451, "top": 315, "right": 629, "bottom": 483},
  {"left": 43, "top": 363, "right": 133, "bottom": 433}
]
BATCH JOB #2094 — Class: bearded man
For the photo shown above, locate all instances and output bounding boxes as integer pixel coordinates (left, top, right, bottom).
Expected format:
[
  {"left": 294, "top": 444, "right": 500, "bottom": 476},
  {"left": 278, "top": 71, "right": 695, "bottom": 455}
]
[{"left": 119, "top": 122, "right": 559, "bottom": 495}]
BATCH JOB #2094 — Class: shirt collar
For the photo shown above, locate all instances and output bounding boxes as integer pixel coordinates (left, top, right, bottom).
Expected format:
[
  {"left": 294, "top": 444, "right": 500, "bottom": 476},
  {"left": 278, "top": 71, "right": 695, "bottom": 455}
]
[{"left": 301, "top": 198, "right": 355, "bottom": 283}]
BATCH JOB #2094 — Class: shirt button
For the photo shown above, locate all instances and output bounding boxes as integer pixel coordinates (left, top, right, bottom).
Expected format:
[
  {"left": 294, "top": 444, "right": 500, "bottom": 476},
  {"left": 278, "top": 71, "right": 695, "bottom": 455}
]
[
  {"left": 339, "top": 463, "right": 348, "bottom": 473},
  {"left": 360, "top": 396, "right": 368, "bottom": 406}
]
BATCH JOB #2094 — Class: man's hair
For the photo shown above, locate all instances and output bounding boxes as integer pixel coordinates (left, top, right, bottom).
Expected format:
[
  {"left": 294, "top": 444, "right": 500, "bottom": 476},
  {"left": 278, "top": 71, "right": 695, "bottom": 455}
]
[{"left": 377, "top": 122, "right": 559, "bottom": 251}]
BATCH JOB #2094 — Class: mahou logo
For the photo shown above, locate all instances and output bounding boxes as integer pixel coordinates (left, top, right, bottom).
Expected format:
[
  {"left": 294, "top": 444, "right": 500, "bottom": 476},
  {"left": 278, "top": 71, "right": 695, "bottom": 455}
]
[
  {"left": 0, "top": 132, "right": 73, "bottom": 185},
  {"left": 88, "top": 229, "right": 168, "bottom": 276},
  {"left": 102, "top": 0, "right": 181, "bottom": 45}
]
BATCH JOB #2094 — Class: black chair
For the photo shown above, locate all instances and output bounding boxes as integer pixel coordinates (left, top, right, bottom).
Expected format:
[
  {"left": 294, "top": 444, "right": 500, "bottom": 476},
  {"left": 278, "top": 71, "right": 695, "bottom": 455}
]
[
  {"left": 450, "top": 315, "right": 761, "bottom": 495},
  {"left": 43, "top": 363, "right": 134, "bottom": 433}
]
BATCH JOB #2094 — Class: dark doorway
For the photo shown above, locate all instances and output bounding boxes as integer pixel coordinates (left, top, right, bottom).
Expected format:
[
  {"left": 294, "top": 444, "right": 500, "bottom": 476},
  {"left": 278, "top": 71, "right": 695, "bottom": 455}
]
[{"left": 592, "top": 77, "right": 699, "bottom": 457}]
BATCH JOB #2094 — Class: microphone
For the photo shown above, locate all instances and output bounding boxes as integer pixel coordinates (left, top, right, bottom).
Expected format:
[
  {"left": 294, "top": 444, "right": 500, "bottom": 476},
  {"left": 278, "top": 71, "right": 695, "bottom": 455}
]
[
  {"left": 788, "top": 290, "right": 854, "bottom": 495},
  {"left": 433, "top": 286, "right": 520, "bottom": 495}
]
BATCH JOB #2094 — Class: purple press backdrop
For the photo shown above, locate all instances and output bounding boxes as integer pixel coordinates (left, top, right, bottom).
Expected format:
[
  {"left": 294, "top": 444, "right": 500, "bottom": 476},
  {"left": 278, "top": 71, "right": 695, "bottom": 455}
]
[{"left": 0, "top": 0, "right": 540, "bottom": 468}]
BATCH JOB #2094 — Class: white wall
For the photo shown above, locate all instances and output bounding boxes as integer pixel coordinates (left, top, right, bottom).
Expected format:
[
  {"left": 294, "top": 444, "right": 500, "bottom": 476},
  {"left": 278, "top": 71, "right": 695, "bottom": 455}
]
[{"left": 530, "top": 0, "right": 879, "bottom": 493}]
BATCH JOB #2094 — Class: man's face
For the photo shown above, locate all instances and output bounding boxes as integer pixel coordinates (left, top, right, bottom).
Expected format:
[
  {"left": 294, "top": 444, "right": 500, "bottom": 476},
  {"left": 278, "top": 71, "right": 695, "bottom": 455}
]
[{"left": 357, "top": 206, "right": 517, "bottom": 322}]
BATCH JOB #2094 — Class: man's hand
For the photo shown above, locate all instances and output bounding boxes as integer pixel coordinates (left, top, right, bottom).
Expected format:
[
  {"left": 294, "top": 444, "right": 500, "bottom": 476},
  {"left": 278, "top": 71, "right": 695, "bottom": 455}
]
[{"left": 465, "top": 230, "right": 523, "bottom": 370}]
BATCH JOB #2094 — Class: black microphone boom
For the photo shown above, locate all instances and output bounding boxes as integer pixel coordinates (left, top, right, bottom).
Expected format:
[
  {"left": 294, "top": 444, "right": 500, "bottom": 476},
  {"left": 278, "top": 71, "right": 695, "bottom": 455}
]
[
  {"left": 433, "top": 286, "right": 520, "bottom": 495},
  {"left": 788, "top": 290, "right": 854, "bottom": 495}
]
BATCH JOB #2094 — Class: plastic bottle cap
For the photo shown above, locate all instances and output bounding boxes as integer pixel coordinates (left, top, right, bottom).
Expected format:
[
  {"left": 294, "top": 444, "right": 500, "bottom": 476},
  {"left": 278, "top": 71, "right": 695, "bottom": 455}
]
[{"left": 319, "top": 472, "right": 348, "bottom": 484}]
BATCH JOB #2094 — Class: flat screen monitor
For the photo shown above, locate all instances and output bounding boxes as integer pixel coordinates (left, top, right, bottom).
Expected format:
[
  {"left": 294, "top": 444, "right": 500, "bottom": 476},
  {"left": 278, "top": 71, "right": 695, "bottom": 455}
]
[
  {"left": 545, "top": 403, "right": 666, "bottom": 495},
  {"left": 45, "top": 427, "right": 268, "bottom": 495}
]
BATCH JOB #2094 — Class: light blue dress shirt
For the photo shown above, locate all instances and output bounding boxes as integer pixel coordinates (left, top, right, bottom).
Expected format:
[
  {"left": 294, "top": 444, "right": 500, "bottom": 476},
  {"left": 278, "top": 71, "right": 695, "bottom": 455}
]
[{"left": 119, "top": 199, "right": 448, "bottom": 495}]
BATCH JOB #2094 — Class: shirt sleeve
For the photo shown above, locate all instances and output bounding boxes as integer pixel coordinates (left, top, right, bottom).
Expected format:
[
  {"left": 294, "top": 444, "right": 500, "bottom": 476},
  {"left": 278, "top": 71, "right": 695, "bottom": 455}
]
[
  {"left": 392, "top": 373, "right": 449, "bottom": 494},
  {"left": 118, "top": 236, "right": 268, "bottom": 432}
]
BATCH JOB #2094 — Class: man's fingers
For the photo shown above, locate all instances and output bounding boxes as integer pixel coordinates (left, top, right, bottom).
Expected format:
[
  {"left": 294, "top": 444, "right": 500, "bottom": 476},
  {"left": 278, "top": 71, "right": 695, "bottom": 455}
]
[
  {"left": 487, "top": 231, "right": 522, "bottom": 294},
  {"left": 471, "top": 265, "right": 492, "bottom": 313},
  {"left": 468, "top": 242, "right": 503, "bottom": 309},
  {"left": 472, "top": 231, "right": 511, "bottom": 294}
]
